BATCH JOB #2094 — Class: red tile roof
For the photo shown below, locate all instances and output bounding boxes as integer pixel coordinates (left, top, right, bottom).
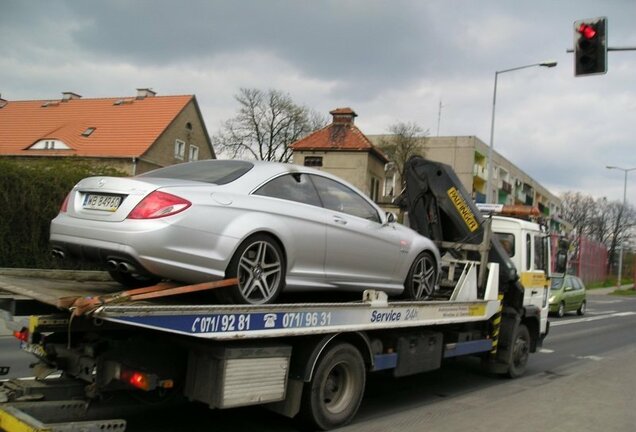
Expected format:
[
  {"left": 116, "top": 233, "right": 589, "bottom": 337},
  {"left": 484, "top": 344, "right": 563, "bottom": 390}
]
[
  {"left": 0, "top": 95, "right": 193, "bottom": 157},
  {"left": 290, "top": 108, "right": 388, "bottom": 163}
]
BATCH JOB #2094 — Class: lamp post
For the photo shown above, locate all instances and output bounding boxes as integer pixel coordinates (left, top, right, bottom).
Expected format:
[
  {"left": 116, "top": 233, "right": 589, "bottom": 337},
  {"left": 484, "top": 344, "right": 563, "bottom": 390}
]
[
  {"left": 606, "top": 165, "right": 636, "bottom": 288},
  {"left": 485, "top": 61, "right": 558, "bottom": 204}
]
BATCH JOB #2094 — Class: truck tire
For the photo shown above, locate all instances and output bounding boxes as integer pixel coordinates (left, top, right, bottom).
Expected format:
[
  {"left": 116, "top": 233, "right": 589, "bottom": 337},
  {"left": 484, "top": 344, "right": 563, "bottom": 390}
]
[
  {"left": 403, "top": 251, "right": 437, "bottom": 300},
  {"left": 222, "top": 234, "right": 285, "bottom": 305},
  {"left": 507, "top": 323, "right": 530, "bottom": 378},
  {"left": 298, "top": 342, "right": 366, "bottom": 430}
]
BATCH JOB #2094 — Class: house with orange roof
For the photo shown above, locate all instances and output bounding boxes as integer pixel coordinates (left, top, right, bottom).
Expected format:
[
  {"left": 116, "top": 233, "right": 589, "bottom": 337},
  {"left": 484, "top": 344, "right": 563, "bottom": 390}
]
[
  {"left": 290, "top": 108, "right": 388, "bottom": 203},
  {"left": 0, "top": 89, "right": 214, "bottom": 174}
]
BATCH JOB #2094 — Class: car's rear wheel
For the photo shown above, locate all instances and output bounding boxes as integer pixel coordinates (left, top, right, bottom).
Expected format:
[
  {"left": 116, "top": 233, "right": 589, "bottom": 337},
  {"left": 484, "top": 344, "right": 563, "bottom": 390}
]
[
  {"left": 223, "top": 234, "right": 285, "bottom": 305},
  {"left": 403, "top": 251, "right": 437, "bottom": 300},
  {"left": 108, "top": 270, "right": 160, "bottom": 288},
  {"left": 577, "top": 300, "right": 586, "bottom": 316}
]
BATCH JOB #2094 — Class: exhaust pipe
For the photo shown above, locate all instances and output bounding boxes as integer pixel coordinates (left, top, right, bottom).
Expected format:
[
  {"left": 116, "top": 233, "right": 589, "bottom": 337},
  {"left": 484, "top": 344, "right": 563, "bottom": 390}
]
[
  {"left": 106, "top": 260, "right": 119, "bottom": 271},
  {"left": 118, "top": 262, "right": 136, "bottom": 274}
]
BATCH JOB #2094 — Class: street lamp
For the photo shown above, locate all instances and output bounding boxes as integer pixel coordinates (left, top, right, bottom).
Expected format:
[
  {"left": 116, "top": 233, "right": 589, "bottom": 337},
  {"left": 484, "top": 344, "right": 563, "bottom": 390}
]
[
  {"left": 485, "top": 61, "right": 558, "bottom": 204},
  {"left": 605, "top": 165, "right": 636, "bottom": 288}
]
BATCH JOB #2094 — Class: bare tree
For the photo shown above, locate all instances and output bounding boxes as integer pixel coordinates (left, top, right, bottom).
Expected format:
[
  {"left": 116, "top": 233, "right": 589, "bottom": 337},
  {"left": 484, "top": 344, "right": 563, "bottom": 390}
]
[
  {"left": 214, "top": 88, "right": 326, "bottom": 162},
  {"left": 561, "top": 191, "right": 636, "bottom": 274},
  {"left": 378, "top": 122, "right": 428, "bottom": 186}
]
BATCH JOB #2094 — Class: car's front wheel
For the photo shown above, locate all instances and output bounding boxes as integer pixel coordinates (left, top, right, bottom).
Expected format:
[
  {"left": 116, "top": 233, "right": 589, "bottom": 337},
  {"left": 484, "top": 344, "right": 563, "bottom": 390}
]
[
  {"left": 223, "top": 234, "right": 285, "bottom": 305},
  {"left": 403, "top": 251, "right": 437, "bottom": 300},
  {"left": 557, "top": 301, "right": 566, "bottom": 318},
  {"left": 577, "top": 300, "right": 586, "bottom": 316}
]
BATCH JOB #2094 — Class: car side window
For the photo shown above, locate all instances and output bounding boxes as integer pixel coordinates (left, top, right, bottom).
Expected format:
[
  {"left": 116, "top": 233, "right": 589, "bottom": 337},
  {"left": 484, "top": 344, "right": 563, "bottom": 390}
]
[
  {"left": 310, "top": 175, "right": 380, "bottom": 223},
  {"left": 253, "top": 173, "right": 322, "bottom": 207},
  {"left": 564, "top": 276, "right": 573, "bottom": 290},
  {"left": 572, "top": 278, "right": 582, "bottom": 291}
]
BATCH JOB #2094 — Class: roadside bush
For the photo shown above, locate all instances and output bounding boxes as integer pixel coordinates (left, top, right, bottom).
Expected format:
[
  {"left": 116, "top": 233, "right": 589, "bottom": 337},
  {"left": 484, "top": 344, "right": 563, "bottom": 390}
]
[{"left": 0, "top": 158, "right": 124, "bottom": 268}]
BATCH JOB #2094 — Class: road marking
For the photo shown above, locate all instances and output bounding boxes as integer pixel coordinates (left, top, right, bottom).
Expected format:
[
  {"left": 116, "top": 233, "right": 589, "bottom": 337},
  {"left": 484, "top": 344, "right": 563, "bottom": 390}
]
[
  {"left": 575, "top": 355, "right": 604, "bottom": 361},
  {"left": 550, "top": 311, "right": 636, "bottom": 327},
  {"left": 539, "top": 348, "right": 554, "bottom": 353}
]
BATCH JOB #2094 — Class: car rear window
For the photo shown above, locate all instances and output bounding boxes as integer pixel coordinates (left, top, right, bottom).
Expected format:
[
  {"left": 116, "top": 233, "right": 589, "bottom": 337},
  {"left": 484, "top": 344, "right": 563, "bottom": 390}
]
[{"left": 138, "top": 160, "right": 253, "bottom": 185}]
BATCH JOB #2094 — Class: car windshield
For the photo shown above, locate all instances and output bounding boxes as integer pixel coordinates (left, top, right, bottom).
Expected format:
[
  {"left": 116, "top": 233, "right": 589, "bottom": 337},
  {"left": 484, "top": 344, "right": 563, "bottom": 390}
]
[
  {"left": 551, "top": 277, "right": 564, "bottom": 290},
  {"left": 138, "top": 160, "right": 253, "bottom": 185}
]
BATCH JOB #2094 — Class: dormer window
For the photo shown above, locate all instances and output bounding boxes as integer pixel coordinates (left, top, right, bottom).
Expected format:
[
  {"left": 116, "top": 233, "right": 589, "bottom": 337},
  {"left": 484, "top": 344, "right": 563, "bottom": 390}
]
[
  {"left": 82, "top": 127, "right": 96, "bottom": 137},
  {"left": 29, "top": 139, "right": 70, "bottom": 150}
]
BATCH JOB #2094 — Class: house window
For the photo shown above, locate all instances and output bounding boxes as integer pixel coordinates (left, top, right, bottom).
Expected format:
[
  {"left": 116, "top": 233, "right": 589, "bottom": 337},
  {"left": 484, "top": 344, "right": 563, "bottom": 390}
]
[
  {"left": 369, "top": 177, "right": 380, "bottom": 201},
  {"left": 189, "top": 145, "right": 199, "bottom": 161},
  {"left": 175, "top": 139, "right": 186, "bottom": 160},
  {"left": 304, "top": 156, "right": 323, "bottom": 167},
  {"left": 81, "top": 127, "right": 96, "bottom": 137},
  {"left": 185, "top": 122, "right": 193, "bottom": 131}
]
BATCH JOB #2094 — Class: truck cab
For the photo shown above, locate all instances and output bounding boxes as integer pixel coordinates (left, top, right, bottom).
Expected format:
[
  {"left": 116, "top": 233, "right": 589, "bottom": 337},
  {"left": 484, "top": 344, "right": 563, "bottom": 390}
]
[{"left": 491, "top": 215, "right": 551, "bottom": 336}]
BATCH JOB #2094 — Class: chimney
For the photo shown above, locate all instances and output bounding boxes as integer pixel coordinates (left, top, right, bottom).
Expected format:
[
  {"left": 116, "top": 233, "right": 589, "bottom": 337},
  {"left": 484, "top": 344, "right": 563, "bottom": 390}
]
[
  {"left": 61, "top": 92, "right": 82, "bottom": 101},
  {"left": 0, "top": 94, "right": 7, "bottom": 109},
  {"left": 329, "top": 107, "right": 357, "bottom": 126},
  {"left": 136, "top": 88, "right": 156, "bottom": 99}
]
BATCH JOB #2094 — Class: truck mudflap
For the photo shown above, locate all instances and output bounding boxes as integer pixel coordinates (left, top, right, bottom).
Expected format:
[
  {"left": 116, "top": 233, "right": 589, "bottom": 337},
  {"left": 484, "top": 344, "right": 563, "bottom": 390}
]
[{"left": 0, "top": 400, "right": 126, "bottom": 432}]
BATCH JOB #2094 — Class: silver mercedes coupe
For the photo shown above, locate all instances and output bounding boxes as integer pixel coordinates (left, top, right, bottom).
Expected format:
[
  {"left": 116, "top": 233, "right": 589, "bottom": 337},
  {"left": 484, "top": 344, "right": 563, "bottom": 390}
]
[{"left": 50, "top": 160, "right": 440, "bottom": 305}]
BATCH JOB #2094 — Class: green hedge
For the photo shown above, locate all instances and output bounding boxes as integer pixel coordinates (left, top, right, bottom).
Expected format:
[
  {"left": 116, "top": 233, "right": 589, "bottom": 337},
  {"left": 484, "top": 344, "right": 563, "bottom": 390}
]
[{"left": 0, "top": 158, "right": 124, "bottom": 268}]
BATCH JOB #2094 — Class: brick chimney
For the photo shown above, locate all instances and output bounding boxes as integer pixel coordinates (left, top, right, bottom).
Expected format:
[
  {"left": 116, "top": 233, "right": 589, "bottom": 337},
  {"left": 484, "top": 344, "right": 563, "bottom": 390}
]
[
  {"left": 61, "top": 92, "right": 82, "bottom": 101},
  {"left": 136, "top": 88, "right": 157, "bottom": 99},
  {"left": 330, "top": 107, "right": 357, "bottom": 126}
]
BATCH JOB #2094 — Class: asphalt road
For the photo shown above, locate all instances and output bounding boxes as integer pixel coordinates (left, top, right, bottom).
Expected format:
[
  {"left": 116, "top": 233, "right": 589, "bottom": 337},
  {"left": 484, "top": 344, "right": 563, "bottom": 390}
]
[{"left": 1, "top": 291, "right": 635, "bottom": 431}]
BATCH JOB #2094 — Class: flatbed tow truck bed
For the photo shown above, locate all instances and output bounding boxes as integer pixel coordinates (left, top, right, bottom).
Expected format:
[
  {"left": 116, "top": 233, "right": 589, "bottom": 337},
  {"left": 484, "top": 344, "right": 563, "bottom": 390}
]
[{"left": 0, "top": 260, "right": 520, "bottom": 432}]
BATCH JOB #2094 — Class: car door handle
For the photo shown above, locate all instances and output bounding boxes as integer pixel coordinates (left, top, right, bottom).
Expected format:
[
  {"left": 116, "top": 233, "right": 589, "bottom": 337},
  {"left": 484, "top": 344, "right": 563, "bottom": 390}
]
[
  {"left": 531, "top": 290, "right": 538, "bottom": 295},
  {"left": 333, "top": 217, "right": 348, "bottom": 225}
]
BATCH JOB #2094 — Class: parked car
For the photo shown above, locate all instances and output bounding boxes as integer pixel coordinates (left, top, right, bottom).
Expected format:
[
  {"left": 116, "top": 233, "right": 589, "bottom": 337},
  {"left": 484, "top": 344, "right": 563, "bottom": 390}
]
[
  {"left": 50, "top": 160, "right": 441, "bottom": 305},
  {"left": 549, "top": 274, "right": 587, "bottom": 317}
]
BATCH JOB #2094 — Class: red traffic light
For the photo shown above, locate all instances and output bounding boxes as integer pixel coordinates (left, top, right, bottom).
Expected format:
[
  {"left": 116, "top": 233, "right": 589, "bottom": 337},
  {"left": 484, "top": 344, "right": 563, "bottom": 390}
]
[{"left": 577, "top": 23, "right": 597, "bottom": 40}]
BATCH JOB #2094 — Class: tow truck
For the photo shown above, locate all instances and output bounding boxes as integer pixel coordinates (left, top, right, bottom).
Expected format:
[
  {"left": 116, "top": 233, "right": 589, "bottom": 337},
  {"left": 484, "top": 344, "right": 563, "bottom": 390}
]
[{"left": 0, "top": 156, "right": 565, "bottom": 431}]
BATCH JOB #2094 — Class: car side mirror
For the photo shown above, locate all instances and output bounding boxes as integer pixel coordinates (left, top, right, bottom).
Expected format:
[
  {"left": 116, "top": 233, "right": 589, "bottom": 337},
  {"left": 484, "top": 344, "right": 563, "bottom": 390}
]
[
  {"left": 564, "top": 286, "right": 573, "bottom": 292},
  {"left": 385, "top": 212, "right": 397, "bottom": 224}
]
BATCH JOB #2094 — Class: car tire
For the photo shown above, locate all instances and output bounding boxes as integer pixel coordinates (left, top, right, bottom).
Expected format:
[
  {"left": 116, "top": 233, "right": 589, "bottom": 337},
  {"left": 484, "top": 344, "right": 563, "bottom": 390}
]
[
  {"left": 298, "top": 342, "right": 366, "bottom": 431},
  {"left": 557, "top": 301, "right": 565, "bottom": 318},
  {"left": 223, "top": 234, "right": 285, "bottom": 305},
  {"left": 577, "top": 300, "right": 586, "bottom": 316},
  {"left": 108, "top": 270, "right": 161, "bottom": 288},
  {"left": 403, "top": 251, "right": 437, "bottom": 300}
]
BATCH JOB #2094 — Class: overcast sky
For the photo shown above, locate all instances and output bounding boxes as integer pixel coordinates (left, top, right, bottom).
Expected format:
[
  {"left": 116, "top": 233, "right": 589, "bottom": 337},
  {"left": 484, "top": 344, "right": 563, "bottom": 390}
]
[{"left": 2, "top": 1, "right": 635, "bottom": 203}]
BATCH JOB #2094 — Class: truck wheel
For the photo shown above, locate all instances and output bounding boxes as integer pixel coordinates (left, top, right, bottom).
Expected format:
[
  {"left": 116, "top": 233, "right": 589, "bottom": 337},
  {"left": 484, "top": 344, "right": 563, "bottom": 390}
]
[
  {"left": 403, "top": 251, "right": 437, "bottom": 300},
  {"left": 557, "top": 302, "right": 565, "bottom": 318},
  {"left": 507, "top": 324, "right": 530, "bottom": 378},
  {"left": 577, "top": 300, "right": 586, "bottom": 316},
  {"left": 224, "top": 234, "right": 285, "bottom": 305},
  {"left": 299, "top": 342, "right": 366, "bottom": 430}
]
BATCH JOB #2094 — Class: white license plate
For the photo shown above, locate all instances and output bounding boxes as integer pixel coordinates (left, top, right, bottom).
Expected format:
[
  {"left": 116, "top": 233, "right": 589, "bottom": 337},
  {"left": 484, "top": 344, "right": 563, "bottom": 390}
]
[{"left": 83, "top": 194, "right": 122, "bottom": 212}]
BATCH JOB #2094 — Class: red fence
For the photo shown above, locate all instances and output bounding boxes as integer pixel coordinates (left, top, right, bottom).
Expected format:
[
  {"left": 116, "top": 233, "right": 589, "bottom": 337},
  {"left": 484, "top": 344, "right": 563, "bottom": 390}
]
[{"left": 570, "top": 235, "right": 608, "bottom": 284}]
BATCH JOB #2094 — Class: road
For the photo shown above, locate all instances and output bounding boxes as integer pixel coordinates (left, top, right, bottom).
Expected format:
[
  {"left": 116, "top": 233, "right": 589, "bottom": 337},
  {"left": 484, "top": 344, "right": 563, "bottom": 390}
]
[{"left": 2, "top": 291, "right": 635, "bottom": 431}]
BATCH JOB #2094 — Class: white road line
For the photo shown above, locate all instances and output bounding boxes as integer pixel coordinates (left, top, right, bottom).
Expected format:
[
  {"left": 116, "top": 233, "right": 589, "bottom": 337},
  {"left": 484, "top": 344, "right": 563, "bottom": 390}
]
[
  {"left": 550, "top": 311, "right": 636, "bottom": 327},
  {"left": 539, "top": 348, "right": 554, "bottom": 353}
]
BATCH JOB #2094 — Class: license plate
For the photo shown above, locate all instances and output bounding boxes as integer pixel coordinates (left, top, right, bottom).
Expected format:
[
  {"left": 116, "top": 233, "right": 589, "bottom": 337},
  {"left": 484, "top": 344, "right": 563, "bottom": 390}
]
[{"left": 83, "top": 194, "right": 122, "bottom": 212}]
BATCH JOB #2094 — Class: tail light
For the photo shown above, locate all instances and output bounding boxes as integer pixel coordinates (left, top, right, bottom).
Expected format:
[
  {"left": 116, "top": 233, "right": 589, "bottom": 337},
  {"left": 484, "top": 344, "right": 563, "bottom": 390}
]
[
  {"left": 60, "top": 193, "right": 71, "bottom": 213},
  {"left": 119, "top": 368, "right": 174, "bottom": 391},
  {"left": 13, "top": 328, "right": 29, "bottom": 342},
  {"left": 127, "top": 191, "right": 191, "bottom": 219}
]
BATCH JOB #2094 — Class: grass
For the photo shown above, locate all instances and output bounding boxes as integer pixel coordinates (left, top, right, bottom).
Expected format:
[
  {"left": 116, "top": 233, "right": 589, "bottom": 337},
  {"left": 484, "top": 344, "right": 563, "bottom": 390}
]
[
  {"left": 609, "top": 288, "right": 636, "bottom": 296},
  {"left": 586, "top": 278, "right": 634, "bottom": 290}
]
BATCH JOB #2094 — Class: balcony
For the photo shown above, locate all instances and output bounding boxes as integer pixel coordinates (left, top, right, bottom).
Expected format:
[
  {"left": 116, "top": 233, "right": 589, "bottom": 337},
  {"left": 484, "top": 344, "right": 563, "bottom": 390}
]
[
  {"left": 500, "top": 180, "right": 512, "bottom": 194},
  {"left": 473, "top": 164, "right": 487, "bottom": 180}
]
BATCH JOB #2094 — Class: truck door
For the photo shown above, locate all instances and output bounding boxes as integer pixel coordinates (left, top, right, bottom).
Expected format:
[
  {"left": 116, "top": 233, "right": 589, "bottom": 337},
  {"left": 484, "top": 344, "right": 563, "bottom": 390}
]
[{"left": 520, "top": 231, "right": 550, "bottom": 334}]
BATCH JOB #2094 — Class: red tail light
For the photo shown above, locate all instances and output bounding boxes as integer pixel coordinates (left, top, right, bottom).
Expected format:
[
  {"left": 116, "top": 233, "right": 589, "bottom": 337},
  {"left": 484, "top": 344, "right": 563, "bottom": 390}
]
[
  {"left": 60, "top": 193, "right": 71, "bottom": 213},
  {"left": 127, "top": 191, "right": 191, "bottom": 219},
  {"left": 13, "top": 328, "right": 29, "bottom": 342}
]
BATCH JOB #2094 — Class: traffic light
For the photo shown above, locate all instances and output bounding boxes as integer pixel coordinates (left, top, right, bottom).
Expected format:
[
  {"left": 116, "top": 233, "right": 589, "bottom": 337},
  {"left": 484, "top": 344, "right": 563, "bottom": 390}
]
[{"left": 574, "top": 17, "right": 607, "bottom": 76}]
